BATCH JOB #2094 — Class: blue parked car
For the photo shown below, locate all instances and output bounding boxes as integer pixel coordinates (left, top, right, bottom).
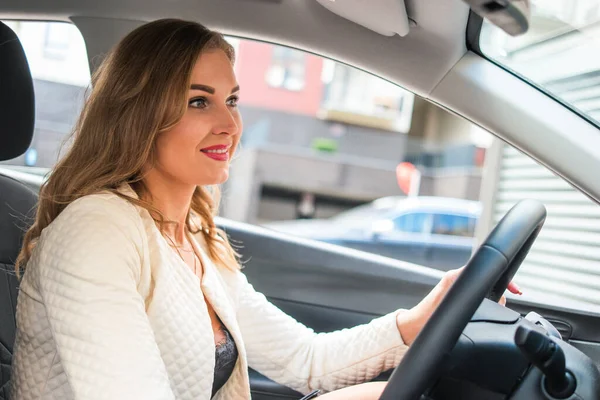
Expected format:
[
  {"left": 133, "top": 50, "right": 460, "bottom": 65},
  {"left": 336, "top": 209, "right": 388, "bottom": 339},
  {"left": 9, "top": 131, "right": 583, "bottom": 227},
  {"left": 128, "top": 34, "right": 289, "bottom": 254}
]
[{"left": 264, "top": 196, "right": 482, "bottom": 271}]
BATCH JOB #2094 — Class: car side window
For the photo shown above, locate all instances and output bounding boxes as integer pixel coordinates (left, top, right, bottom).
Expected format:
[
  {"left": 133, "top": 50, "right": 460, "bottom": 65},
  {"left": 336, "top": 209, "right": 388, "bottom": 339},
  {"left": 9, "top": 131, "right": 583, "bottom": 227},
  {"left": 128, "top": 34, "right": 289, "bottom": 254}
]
[
  {"left": 432, "top": 214, "right": 476, "bottom": 237},
  {"left": 0, "top": 21, "right": 90, "bottom": 169},
  {"left": 393, "top": 213, "right": 430, "bottom": 234}
]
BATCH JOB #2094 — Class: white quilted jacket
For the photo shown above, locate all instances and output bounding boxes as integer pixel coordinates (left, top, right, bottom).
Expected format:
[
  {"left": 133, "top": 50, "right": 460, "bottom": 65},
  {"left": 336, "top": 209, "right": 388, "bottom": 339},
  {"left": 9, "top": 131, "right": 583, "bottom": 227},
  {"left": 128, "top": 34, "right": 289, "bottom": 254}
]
[{"left": 10, "top": 187, "right": 408, "bottom": 400}]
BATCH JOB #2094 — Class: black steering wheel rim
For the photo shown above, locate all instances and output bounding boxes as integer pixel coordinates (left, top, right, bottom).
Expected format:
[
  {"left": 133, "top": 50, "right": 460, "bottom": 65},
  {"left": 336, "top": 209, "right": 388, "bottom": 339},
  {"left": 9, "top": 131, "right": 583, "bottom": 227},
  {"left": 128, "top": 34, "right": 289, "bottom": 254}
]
[{"left": 380, "top": 199, "right": 547, "bottom": 400}]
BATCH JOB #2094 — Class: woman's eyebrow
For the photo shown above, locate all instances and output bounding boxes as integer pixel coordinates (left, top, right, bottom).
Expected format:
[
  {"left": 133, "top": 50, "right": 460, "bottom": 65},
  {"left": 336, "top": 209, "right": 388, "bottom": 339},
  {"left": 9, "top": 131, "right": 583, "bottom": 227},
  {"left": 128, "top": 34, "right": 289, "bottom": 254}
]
[
  {"left": 190, "top": 84, "right": 240, "bottom": 94},
  {"left": 190, "top": 84, "right": 215, "bottom": 94}
]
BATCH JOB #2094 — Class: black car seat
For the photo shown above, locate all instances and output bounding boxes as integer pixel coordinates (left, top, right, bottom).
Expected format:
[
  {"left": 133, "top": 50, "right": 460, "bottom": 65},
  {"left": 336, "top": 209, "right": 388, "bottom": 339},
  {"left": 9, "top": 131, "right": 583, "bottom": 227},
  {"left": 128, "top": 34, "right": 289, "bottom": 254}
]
[{"left": 0, "top": 22, "right": 38, "bottom": 400}]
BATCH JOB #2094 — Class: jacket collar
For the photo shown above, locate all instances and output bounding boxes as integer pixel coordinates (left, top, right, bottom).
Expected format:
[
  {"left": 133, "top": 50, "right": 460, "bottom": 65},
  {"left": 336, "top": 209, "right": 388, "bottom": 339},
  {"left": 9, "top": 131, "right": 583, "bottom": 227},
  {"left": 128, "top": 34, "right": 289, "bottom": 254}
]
[{"left": 116, "top": 182, "right": 250, "bottom": 397}]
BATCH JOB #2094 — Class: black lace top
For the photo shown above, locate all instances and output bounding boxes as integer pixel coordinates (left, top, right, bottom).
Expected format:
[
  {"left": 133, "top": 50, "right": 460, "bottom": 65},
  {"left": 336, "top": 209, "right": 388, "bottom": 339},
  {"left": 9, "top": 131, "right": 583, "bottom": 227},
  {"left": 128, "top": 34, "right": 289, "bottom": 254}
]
[{"left": 211, "top": 326, "right": 239, "bottom": 398}]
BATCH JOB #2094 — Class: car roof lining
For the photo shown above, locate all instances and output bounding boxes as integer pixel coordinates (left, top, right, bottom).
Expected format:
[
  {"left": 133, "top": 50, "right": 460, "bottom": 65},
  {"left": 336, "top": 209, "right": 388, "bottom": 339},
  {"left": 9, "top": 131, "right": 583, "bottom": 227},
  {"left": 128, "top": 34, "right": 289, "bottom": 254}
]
[{"left": 0, "top": 0, "right": 470, "bottom": 97}]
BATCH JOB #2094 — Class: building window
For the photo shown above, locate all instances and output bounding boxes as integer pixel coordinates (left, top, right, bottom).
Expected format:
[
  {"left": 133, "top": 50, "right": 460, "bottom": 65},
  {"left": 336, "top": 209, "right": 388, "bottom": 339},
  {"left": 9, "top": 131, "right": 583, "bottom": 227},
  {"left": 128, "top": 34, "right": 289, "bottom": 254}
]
[
  {"left": 265, "top": 46, "right": 306, "bottom": 91},
  {"left": 319, "top": 63, "right": 414, "bottom": 132}
]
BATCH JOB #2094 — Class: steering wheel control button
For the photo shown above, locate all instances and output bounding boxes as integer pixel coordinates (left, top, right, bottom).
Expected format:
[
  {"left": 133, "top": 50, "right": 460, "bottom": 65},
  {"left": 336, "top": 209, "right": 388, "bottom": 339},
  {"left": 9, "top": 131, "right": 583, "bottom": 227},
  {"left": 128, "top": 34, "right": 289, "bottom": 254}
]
[{"left": 515, "top": 325, "right": 576, "bottom": 399}]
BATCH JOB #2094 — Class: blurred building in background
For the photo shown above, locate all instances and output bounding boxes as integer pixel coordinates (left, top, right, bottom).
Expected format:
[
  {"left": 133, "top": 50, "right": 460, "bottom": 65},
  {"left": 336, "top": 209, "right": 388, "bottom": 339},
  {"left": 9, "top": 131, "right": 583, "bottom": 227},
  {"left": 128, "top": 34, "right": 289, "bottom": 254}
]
[{"left": 223, "top": 40, "right": 487, "bottom": 224}]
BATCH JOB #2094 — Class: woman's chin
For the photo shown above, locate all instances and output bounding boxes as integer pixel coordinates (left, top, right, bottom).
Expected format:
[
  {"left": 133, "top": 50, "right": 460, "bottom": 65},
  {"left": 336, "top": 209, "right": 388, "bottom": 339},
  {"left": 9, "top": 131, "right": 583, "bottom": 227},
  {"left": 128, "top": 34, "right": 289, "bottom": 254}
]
[{"left": 197, "top": 170, "right": 229, "bottom": 186}]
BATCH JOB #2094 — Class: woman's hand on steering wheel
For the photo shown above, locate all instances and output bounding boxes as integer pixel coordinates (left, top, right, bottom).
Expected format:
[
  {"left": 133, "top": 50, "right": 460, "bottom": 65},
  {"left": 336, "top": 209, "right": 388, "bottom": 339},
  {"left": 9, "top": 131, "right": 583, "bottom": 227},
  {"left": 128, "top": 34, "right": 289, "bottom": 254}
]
[{"left": 395, "top": 267, "right": 522, "bottom": 346}]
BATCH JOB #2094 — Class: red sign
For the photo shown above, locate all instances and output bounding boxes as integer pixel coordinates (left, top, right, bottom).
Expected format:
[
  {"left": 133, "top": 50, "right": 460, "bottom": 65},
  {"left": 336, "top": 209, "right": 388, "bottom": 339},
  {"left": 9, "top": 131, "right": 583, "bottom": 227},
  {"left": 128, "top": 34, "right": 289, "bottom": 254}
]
[{"left": 396, "top": 162, "right": 418, "bottom": 195}]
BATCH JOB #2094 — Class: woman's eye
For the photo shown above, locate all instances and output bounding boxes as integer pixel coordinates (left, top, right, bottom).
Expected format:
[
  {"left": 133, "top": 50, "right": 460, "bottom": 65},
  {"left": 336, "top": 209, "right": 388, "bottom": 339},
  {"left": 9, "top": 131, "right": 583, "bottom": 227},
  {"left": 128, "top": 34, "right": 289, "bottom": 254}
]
[
  {"left": 227, "top": 96, "right": 239, "bottom": 108},
  {"left": 189, "top": 97, "right": 208, "bottom": 109}
]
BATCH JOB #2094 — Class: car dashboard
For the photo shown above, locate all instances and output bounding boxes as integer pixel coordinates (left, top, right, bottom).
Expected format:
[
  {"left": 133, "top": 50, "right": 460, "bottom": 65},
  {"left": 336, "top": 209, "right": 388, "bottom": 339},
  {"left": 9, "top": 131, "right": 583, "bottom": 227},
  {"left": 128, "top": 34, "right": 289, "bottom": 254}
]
[{"left": 426, "top": 301, "right": 600, "bottom": 400}]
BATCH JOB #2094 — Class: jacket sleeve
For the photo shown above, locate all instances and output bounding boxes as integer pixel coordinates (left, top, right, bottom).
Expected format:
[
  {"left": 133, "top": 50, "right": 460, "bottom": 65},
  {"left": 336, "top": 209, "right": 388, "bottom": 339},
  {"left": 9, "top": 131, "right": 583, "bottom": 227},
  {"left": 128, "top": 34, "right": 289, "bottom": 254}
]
[
  {"left": 33, "top": 196, "right": 175, "bottom": 400},
  {"left": 232, "top": 271, "right": 408, "bottom": 394}
]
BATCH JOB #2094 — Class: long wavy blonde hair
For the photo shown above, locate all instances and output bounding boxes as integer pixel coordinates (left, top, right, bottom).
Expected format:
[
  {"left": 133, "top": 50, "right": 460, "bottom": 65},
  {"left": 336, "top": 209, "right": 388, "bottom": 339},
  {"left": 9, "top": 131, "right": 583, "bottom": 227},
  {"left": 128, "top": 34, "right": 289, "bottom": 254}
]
[{"left": 15, "top": 18, "right": 239, "bottom": 275}]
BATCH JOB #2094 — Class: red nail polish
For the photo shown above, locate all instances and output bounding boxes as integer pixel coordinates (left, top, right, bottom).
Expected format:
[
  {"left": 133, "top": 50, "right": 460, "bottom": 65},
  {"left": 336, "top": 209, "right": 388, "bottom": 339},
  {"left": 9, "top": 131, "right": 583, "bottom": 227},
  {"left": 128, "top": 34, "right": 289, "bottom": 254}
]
[{"left": 508, "top": 282, "right": 523, "bottom": 295}]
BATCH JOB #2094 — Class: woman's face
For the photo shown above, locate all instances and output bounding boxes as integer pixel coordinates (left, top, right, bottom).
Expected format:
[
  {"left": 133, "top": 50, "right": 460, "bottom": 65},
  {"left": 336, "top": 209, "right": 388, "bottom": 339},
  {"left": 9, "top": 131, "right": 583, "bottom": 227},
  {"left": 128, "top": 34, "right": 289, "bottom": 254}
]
[{"left": 152, "top": 49, "right": 242, "bottom": 187}]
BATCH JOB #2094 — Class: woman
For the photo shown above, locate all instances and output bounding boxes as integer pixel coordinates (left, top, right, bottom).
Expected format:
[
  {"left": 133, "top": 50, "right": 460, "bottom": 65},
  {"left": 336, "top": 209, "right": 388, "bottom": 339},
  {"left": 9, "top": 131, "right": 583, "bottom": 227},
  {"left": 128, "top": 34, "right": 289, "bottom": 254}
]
[{"left": 10, "top": 19, "right": 519, "bottom": 400}]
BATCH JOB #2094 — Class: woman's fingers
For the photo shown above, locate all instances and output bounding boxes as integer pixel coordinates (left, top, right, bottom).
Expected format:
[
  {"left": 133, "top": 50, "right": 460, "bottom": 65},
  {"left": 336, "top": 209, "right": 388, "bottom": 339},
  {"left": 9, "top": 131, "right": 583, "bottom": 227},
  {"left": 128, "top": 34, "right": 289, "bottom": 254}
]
[
  {"left": 456, "top": 265, "right": 522, "bottom": 296},
  {"left": 439, "top": 268, "right": 521, "bottom": 307},
  {"left": 440, "top": 267, "right": 463, "bottom": 288},
  {"left": 507, "top": 281, "right": 523, "bottom": 295}
]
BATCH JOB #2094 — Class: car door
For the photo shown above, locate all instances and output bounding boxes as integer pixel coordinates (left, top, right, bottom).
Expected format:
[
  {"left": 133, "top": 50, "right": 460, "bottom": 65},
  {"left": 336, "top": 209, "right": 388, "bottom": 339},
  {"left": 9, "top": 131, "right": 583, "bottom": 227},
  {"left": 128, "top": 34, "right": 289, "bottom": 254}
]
[
  {"left": 222, "top": 216, "right": 600, "bottom": 400},
  {"left": 219, "top": 218, "right": 444, "bottom": 399}
]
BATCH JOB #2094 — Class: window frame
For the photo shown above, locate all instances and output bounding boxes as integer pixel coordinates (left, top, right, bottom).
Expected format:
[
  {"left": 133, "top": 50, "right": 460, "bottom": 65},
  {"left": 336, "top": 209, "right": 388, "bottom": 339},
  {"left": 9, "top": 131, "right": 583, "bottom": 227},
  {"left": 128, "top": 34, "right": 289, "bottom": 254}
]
[{"left": 466, "top": 11, "right": 600, "bottom": 130}]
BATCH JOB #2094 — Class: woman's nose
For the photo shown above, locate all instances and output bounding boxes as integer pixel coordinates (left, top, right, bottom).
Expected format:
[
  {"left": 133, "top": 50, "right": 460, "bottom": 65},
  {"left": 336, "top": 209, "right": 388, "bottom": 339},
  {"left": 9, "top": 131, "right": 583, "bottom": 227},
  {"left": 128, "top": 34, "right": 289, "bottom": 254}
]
[{"left": 213, "top": 107, "right": 240, "bottom": 136}]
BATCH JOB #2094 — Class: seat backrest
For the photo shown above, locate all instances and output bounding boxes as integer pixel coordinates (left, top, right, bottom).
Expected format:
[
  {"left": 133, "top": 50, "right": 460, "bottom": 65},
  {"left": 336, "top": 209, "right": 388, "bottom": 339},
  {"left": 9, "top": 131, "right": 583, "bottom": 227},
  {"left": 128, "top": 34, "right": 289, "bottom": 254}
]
[{"left": 0, "top": 22, "right": 38, "bottom": 400}]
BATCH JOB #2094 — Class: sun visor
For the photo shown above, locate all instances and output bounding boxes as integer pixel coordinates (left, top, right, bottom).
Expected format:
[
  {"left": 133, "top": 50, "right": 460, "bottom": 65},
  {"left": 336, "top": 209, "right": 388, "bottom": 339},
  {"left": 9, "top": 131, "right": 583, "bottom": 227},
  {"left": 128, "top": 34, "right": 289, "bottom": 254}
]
[{"left": 315, "top": 0, "right": 410, "bottom": 37}]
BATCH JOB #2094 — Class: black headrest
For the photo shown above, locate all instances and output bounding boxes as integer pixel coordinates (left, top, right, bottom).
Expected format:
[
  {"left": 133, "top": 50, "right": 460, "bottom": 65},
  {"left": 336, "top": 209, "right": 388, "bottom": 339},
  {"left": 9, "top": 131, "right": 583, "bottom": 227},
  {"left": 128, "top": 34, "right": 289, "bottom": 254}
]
[{"left": 0, "top": 22, "right": 35, "bottom": 161}]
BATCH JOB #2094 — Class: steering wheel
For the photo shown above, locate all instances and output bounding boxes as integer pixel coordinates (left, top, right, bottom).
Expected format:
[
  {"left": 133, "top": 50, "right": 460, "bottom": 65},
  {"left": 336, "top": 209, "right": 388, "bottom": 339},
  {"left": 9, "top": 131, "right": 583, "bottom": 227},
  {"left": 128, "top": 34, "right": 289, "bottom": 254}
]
[{"left": 380, "top": 199, "right": 547, "bottom": 400}]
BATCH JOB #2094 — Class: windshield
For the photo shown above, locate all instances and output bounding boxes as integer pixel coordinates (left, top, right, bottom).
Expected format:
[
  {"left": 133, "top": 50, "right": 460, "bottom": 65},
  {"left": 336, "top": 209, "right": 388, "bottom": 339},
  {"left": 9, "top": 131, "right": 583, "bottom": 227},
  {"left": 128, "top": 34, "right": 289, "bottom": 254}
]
[{"left": 479, "top": 0, "right": 600, "bottom": 127}]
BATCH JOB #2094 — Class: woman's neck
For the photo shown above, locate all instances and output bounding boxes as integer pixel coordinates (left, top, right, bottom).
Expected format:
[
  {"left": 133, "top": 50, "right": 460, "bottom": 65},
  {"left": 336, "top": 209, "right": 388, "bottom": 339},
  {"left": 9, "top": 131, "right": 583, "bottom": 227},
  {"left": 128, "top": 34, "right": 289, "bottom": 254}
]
[{"left": 141, "top": 174, "right": 196, "bottom": 245}]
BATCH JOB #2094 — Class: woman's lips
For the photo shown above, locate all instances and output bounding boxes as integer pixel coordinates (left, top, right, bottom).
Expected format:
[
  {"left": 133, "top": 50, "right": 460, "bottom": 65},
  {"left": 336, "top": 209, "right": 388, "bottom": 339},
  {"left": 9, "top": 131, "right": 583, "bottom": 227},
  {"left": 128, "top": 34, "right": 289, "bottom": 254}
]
[{"left": 200, "top": 144, "right": 230, "bottom": 161}]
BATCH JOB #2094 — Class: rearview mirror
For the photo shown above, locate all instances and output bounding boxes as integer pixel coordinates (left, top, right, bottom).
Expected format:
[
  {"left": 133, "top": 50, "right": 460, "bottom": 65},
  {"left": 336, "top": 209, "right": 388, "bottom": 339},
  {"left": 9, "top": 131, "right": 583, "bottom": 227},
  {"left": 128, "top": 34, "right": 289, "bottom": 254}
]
[{"left": 463, "top": 0, "right": 530, "bottom": 36}]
